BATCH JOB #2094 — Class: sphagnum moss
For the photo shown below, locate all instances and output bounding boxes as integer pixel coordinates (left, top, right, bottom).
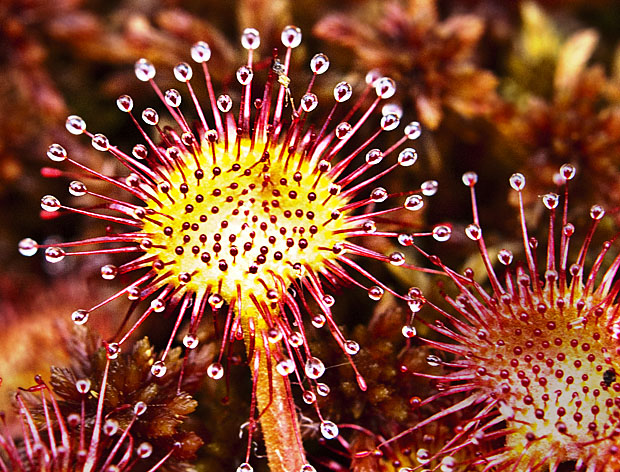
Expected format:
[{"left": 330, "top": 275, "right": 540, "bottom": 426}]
[
  {"left": 0, "top": 332, "right": 203, "bottom": 472},
  {"left": 19, "top": 26, "right": 449, "bottom": 471}
]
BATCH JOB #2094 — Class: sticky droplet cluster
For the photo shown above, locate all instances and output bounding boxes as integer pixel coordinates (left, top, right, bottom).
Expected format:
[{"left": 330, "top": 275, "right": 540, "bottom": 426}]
[{"left": 143, "top": 137, "right": 349, "bottom": 302}]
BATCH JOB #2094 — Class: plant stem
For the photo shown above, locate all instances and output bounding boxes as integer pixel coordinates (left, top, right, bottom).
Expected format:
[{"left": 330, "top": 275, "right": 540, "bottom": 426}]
[{"left": 241, "top": 305, "right": 306, "bottom": 472}]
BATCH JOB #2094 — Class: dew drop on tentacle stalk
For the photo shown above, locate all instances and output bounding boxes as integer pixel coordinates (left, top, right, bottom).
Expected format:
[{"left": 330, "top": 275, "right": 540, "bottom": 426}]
[
  {"left": 366, "top": 164, "right": 620, "bottom": 472},
  {"left": 19, "top": 25, "right": 450, "bottom": 470}
]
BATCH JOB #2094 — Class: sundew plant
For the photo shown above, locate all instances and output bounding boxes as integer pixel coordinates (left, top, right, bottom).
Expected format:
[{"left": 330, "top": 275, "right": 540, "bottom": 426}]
[
  {"left": 367, "top": 167, "right": 620, "bottom": 472},
  {"left": 18, "top": 25, "right": 448, "bottom": 472}
]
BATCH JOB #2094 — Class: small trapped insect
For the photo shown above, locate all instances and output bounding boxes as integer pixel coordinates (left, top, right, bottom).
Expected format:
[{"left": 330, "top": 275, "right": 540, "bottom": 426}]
[
  {"left": 603, "top": 368, "right": 616, "bottom": 387},
  {"left": 272, "top": 58, "right": 294, "bottom": 109}
]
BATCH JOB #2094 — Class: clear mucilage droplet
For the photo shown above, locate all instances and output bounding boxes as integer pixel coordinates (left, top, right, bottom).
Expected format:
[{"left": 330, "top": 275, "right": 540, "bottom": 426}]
[
  {"left": 183, "top": 334, "right": 199, "bottom": 349},
  {"left": 317, "top": 160, "right": 332, "bottom": 173},
  {"left": 69, "top": 181, "right": 87, "bottom": 196},
  {"left": 416, "top": 448, "right": 431, "bottom": 464},
  {"left": 301, "top": 93, "right": 318, "bottom": 112},
  {"left": 370, "top": 187, "right": 388, "bottom": 203},
  {"left": 142, "top": 108, "right": 159, "bottom": 126},
  {"left": 281, "top": 25, "right": 302, "bottom": 48},
  {"left": 421, "top": 180, "right": 438, "bottom": 196},
  {"left": 590, "top": 204, "right": 605, "bottom": 220},
  {"left": 106, "top": 343, "right": 120, "bottom": 360},
  {"left": 365, "top": 149, "right": 383, "bottom": 165},
  {"left": 404, "top": 195, "right": 424, "bottom": 211},
  {"left": 362, "top": 220, "right": 376, "bottom": 233},
  {"left": 41, "top": 195, "right": 60, "bottom": 212},
  {"left": 134, "top": 58, "right": 156, "bottom": 81},
  {"left": 71, "top": 309, "right": 89, "bottom": 325},
  {"left": 333, "top": 82, "right": 352, "bottom": 102},
  {"left": 389, "top": 252, "right": 405, "bottom": 266},
  {"left": 404, "top": 121, "right": 422, "bottom": 140},
  {"left": 127, "top": 287, "right": 141, "bottom": 300},
  {"left": 241, "top": 28, "right": 260, "bottom": 50},
  {"left": 236, "top": 66, "right": 253, "bottom": 85},
  {"left": 398, "top": 148, "right": 417, "bottom": 166},
  {"left": 47, "top": 143, "right": 67, "bottom": 162},
  {"left": 316, "top": 383, "right": 330, "bottom": 396},
  {"left": 217, "top": 95, "right": 233, "bottom": 113},
  {"left": 302, "top": 390, "right": 316, "bottom": 404},
  {"left": 497, "top": 249, "right": 513, "bottom": 265},
  {"left": 398, "top": 233, "right": 414, "bottom": 246},
  {"left": 75, "top": 379, "right": 91, "bottom": 394},
  {"left": 365, "top": 69, "right": 382, "bottom": 85},
  {"left": 344, "top": 340, "right": 360, "bottom": 355},
  {"left": 191, "top": 41, "right": 211, "bottom": 63},
  {"left": 320, "top": 421, "right": 339, "bottom": 439},
  {"left": 335, "top": 122, "right": 351, "bottom": 139},
  {"left": 208, "top": 293, "right": 224, "bottom": 309},
  {"left": 368, "top": 286, "right": 384, "bottom": 301},
  {"left": 402, "top": 325, "right": 416, "bottom": 338},
  {"left": 310, "top": 53, "right": 329, "bottom": 74},
  {"left": 267, "top": 327, "right": 283, "bottom": 343},
  {"left": 374, "top": 77, "right": 396, "bottom": 99},
  {"left": 103, "top": 419, "right": 119, "bottom": 436},
  {"left": 132, "top": 144, "right": 148, "bottom": 160},
  {"left": 432, "top": 225, "right": 451, "bottom": 242},
  {"left": 276, "top": 358, "right": 295, "bottom": 376},
  {"left": 312, "top": 314, "right": 326, "bottom": 328},
  {"left": 100, "top": 264, "right": 118, "bottom": 280},
  {"left": 560, "top": 163, "right": 576, "bottom": 180},
  {"left": 134, "top": 401, "right": 147, "bottom": 416},
  {"left": 116, "top": 95, "right": 133, "bottom": 112},
  {"left": 67, "top": 413, "right": 80, "bottom": 427},
  {"left": 137, "top": 442, "right": 152, "bottom": 458},
  {"left": 91, "top": 134, "right": 109, "bottom": 151},
  {"left": 288, "top": 332, "right": 303, "bottom": 347},
  {"left": 18, "top": 238, "right": 38, "bottom": 256},
  {"left": 65, "top": 115, "right": 86, "bottom": 135},
  {"left": 150, "top": 298, "right": 166, "bottom": 313},
  {"left": 150, "top": 361, "right": 167, "bottom": 377},
  {"left": 304, "top": 357, "right": 325, "bottom": 379},
  {"left": 462, "top": 171, "right": 478, "bottom": 186},
  {"left": 408, "top": 297, "right": 424, "bottom": 313},
  {"left": 381, "top": 113, "right": 400, "bottom": 131},
  {"left": 207, "top": 362, "right": 224, "bottom": 379},
  {"left": 164, "top": 89, "right": 182, "bottom": 107},
  {"left": 45, "top": 247, "right": 66, "bottom": 263},
  {"left": 509, "top": 173, "right": 525, "bottom": 191},
  {"left": 465, "top": 223, "right": 482, "bottom": 241},
  {"left": 440, "top": 456, "right": 456, "bottom": 472},
  {"left": 173, "top": 62, "right": 193, "bottom": 82}
]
